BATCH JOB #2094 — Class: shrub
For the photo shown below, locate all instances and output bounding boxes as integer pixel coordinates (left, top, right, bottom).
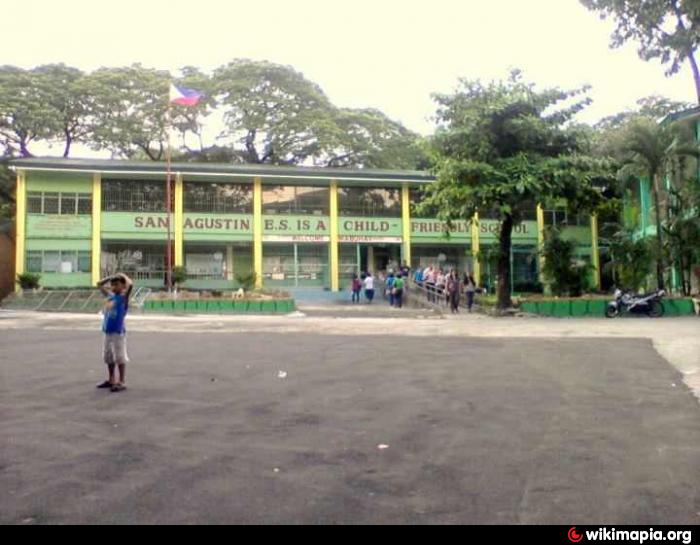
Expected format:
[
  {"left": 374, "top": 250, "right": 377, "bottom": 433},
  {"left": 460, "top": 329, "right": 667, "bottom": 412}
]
[
  {"left": 541, "top": 228, "right": 593, "bottom": 296},
  {"left": 171, "top": 266, "right": 187, "bottom": 286},
  {"left": 235, "top": 270, "right": 257, "bottom": 291},
  {"left": 17, "top": 272, "right": 41, "bottom": 290}
]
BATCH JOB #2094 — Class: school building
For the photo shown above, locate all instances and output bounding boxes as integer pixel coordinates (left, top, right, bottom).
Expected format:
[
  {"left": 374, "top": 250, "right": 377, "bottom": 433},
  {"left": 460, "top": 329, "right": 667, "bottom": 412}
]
[{"left": 11, "top": 158, "right": 600, "bottom": 293}]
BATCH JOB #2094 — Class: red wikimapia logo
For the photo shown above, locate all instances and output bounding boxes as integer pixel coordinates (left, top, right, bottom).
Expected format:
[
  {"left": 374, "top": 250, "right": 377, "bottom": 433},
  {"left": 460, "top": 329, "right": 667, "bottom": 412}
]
[{"left": 568, "top": 527, "right": 584, "bottom": 543}]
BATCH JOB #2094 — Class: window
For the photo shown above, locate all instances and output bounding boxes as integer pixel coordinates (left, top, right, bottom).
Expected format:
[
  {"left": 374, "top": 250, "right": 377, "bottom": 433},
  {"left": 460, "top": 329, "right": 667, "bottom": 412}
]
[
  {"left": 25, "top": 250, "right": 92, "bottom": 273},
  {"left": 26, "top": 192, "right": 91, "bottom": 215},
  {"left": 26, "top": 251, "right": 42, "bottom": 273},
  {"left": 102, "top": 180, "right": 168, "bottom": 212},
  {"left": 262, "top": 185, "right": 329, "bottom": 215},
  {"left": 544, "top": 208, "right": 568, "bottom": 227},
  {"left": 27, "top": 194, "right": 43, "bottom": 213},
  {"left": 338, "top": 186, "right": 401, "bottom": 217},
  {"left": 184, "top": 182, "right": 253, "bottom": 213},
  {"left": 43, "top": 193, "right": 59, "bottom": 214},
  {"left": 101, "top": 243, "right": 166, "bottom": 280},
  {"left": 78, "top": 195, "right": 92, "bottom": 214}
]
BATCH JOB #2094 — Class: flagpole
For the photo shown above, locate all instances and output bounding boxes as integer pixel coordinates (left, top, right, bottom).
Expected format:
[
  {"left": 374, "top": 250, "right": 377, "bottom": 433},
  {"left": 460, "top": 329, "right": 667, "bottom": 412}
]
[{"left": 165, "top": 101, "right": 173, "bottom": 294}]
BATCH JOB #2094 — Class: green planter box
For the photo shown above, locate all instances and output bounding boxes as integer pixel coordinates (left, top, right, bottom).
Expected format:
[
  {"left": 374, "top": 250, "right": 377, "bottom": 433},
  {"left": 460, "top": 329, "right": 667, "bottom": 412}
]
[
  {"left": 260, "top": 301, "right": 276, "bottom": 312},
  {"left": 247, "top": 301, "right": 262, "bottom": 312},
  {"left": 553, "top": 301, "right": 572, "bottom": 317},
  {"left": 570, "top": 300, "right": 588, "bottom": 317},
  {"left": 233, "top": 301, "right": 248, "bottom": 312},
  {"left": 588, "top": 300, "right": 606, "bottom": 317},
  {"left": 143, "top": 297, "right": 296, "bottom": 314},
  {"left": 666, "top": 299, "right": 694, "bottom": 316}
]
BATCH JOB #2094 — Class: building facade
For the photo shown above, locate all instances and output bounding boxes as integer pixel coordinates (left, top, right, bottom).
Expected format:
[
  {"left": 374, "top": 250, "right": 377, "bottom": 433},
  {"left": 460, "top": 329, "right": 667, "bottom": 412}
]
[{"left": 12, "top": 158, "right": 599, "bottom": 293}]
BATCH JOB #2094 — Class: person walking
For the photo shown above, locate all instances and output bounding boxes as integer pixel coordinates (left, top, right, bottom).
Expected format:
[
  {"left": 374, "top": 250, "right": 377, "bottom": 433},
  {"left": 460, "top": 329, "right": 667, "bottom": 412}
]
[
  {"left": 464, "top": 273, "right": 477, "bottom": 312},
  {"left": 424, "top": 265, "right": 436, "bottom": 303},
  {"left": 393, "top": 273, "right": 405, "bottom": 309},
  {"left": 351, "top": 273, "right": 362, "bottom": 303},
  {"left": 447, "top": 270, "right": 461, "bottom": 314},
  {"left": 363, "top": 272, "right": 375, "bottom": 304},
  {"left": 385, "top": 271, "right": 396, "bottom": 306}
]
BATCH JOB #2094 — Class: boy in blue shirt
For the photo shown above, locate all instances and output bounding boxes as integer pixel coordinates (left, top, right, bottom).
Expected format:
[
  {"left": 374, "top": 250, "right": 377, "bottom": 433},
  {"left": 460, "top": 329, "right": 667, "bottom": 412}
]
[{"left": 97, "top": 273, "right": 133, "bottom": 393}]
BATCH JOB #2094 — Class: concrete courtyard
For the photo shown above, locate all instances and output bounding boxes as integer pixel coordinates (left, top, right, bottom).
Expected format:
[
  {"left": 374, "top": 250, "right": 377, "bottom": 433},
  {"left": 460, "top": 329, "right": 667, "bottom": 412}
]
[{"left": 1, "top": 311, "right": 699, "bottom": 524}]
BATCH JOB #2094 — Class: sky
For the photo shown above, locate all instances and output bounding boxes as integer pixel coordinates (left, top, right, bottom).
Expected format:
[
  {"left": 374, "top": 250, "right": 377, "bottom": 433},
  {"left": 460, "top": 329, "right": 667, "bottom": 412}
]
[{"left": 5, "top": 0, "right": 698, "bottom": 147}]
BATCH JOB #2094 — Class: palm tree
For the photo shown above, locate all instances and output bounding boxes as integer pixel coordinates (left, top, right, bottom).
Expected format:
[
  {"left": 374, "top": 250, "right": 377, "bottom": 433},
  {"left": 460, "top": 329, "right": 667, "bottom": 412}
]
[{"left": 619, "top": 117, "right": 698, "bottom": 291}]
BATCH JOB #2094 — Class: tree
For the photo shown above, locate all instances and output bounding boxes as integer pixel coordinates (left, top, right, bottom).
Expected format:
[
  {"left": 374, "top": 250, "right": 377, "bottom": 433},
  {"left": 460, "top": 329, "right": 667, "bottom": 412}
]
[
  {"left": 0, "top": 66, "right": 61, "bottom": 157},
  {"left": 213, "top": 60, "right": 338, "bottom": 165},
  {"left": 581, "top": 0, "right": 700, "bottom": 102},
  {"left": 664, "top": 182, "right": 700, "bottom": 295},
  {"left": 212, "top": 59, "right": 427, "bottom": 168},
  {"left": 420, "top": 71, "right": 612, "bottom": 309},
  {"left": 86, "top": 64, "right": 171, "bottom": 160},
  {"left": 606, "top": 230, "right": 654, "bottom": 291},
  {"left": 32, "top": 64, "right": 93, "bottom": 157},
  {"left": 615, "top": 116, "right": 697, "bottom": 289},
  {"left": 541, "top": 228, "right": 594, "bottom": 296},
  {"left": 324, "top": 108, "right": 427, "bottom": 169}
]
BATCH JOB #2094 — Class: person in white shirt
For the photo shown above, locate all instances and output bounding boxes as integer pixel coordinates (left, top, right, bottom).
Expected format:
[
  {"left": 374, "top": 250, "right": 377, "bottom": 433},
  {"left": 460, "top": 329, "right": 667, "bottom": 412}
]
[{"left": 363, "top": 272, "right": 375, "bottom": 303}]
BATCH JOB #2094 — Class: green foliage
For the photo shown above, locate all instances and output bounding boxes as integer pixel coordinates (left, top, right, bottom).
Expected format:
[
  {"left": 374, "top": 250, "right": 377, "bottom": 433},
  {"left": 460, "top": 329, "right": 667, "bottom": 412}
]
[
  {"left": 171, "top": 266, "right": 187, "bottom": 286},
  {"left": 664, "top": 182, "right": 700, "bottom": 295},
  {"left": 86, "top": 64, "right": 171, "bottom": 160},
  {"left": 580, "top": 0, "right": 700, "bottom": 100},
  {"left": 212, "top": 60, "right": 425, "bottom": 168},
  {"left": 17, "top": 272, "right": 40, "bottom": 290},
  {"left": 235, "top": 270, "right": 257, "bottom": 291},
  {"left": 420, "top": 70, "right": 614, "bottom": 308},
  {"left": 606, "top": 231, "right": 654, "bottom": 292},
  {"left": 541, "top": 228, "right": 593, "bottom": 296}
]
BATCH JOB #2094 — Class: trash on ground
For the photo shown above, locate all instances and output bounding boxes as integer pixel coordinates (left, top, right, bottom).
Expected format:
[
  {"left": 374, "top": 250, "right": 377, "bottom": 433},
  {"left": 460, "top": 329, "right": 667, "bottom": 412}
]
[
  {"left": 277, "top": 371, "right": 287, "bottom": 379},
  {"left": 377, "top": 444, "right": 389, "bottom": 450}
]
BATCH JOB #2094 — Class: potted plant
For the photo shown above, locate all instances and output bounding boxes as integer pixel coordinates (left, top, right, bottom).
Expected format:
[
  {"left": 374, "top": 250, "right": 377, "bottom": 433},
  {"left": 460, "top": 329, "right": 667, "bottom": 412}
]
[
  {"left": 171, "top": 266, "right": 187, "bottom": 297},
  {"left": 17, "top": 272, "right": 41, "bottom": 292}
]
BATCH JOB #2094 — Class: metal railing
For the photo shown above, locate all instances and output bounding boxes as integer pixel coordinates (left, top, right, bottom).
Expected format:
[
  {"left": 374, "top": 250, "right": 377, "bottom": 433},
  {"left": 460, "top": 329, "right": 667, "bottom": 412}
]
[{"left": 1, "top": 287, "right": 153, "bottom": 313}]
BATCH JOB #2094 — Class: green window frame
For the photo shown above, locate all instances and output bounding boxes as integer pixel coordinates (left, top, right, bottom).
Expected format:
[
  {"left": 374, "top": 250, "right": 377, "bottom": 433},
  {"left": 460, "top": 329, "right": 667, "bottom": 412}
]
[
  {"left": 26, "top": 250, "right": 92, "bottom": 273},
  {"left": 26, "top": 192, "right": 92, "bottom": 215}
]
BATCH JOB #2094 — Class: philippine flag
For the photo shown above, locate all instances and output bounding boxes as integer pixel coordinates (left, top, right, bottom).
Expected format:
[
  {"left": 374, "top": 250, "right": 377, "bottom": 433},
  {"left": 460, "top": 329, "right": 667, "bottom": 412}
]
[{"left": 169, "top": 83, "right": 204, "bottom": 106}]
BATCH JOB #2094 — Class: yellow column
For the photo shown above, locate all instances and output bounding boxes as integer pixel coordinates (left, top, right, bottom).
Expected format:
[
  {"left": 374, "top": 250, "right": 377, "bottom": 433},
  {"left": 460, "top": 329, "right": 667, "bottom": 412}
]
[
  {"left": 14, "top": 170, "right": 26, "bottom": 291},
  {"left": 591, "top": 214, "right": 601, "bottom": 290},
  {"left": 471, "top": 212, "right": 480, "bottom": 285},
  {"left": 174, "top": 174, "right": 184, "bottom": 267},
  {"left": 329, "top": 180, "right": 339, "bottom": 291},
  {"left": 536, "top": 204, "right": 545, "bottom": 284},
  {"left": 253, "top": 177, "right": 263, "bottom": 289},
  {"left": 401, "top": 184, "right": 411, "bottom": 267},
  {"left": 91, "top": 172, "right": 101, "bottom": 285}
]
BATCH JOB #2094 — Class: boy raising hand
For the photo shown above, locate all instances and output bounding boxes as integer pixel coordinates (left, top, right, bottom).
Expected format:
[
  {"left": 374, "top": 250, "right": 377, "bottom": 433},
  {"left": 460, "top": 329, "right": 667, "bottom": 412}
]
[{"left": 96, "top": 273, "right": 133, "bottom": 393}]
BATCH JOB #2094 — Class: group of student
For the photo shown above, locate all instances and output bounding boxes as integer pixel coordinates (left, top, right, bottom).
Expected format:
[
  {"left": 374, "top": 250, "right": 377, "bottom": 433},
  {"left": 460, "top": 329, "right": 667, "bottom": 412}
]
[
  {"left": 350, "top": 263, "right": 411, "bottom": 308},
  {"left": 350, "top": 262, "right": 477, "bottom": 313},
  {"left": 413, "top": 265, "right": 478, "bottom": 313}
]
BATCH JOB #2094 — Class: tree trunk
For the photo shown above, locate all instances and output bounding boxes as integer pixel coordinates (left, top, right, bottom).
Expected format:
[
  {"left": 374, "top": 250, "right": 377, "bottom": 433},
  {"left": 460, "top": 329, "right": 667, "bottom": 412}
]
[
  {"left": 687, "top": 49, "right": 700, "bottom": 104},
  {"left": 651, "top": 173, "right": 666, "bottom": 291},
  {"left": 63, "top": 132, "right": 72, "bottom": 158},
  {"left": 496, "top": 214, "right": 513, "bottom": 309}
]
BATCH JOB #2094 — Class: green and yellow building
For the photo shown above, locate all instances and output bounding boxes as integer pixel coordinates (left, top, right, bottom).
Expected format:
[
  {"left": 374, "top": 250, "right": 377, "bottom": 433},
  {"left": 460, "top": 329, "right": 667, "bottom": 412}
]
[{"left": 11, "top": 158, "right": 600, "bottom": 293}]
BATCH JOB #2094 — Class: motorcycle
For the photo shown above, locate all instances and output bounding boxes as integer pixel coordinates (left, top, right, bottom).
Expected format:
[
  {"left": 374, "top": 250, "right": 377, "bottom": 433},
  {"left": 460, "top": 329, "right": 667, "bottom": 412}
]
[{"left": 605, "top": 288, "right": 666, "bottom": 318}]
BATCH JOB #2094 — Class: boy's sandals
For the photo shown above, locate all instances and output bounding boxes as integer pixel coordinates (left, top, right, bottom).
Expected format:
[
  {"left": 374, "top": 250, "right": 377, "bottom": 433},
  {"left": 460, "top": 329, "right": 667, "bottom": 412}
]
[
  {"left": 110, "top": 384, "right": 127, "bottom": 393},
  {"left": 96, "top": 381, "right": 113, "bottom": 389}
]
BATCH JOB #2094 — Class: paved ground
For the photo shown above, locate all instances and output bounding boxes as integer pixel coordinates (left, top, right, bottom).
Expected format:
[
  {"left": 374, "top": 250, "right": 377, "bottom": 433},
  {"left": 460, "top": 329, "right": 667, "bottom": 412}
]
[{"left": 1, "top": 313, "right": 699, "bottom": 524}]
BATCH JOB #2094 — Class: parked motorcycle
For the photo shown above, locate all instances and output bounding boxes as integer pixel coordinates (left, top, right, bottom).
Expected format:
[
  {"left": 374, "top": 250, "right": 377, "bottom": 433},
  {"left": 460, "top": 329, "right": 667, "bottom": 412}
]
[{"left": 605, "top": 288, "right": 666, "bottom": 318}]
